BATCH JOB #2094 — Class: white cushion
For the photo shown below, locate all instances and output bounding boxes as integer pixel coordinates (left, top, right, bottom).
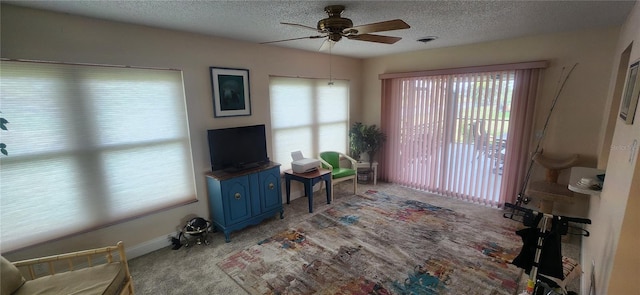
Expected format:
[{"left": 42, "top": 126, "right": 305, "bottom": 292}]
[
  {"left": 13, "top": 262, "right": 125, "bottom": 295},
  {"left": 1, "top": 256, "right": 25, "bottom": 295}
]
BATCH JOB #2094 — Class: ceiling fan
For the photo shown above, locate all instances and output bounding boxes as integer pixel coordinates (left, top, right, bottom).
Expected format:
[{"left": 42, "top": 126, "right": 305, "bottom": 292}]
[{"left": 261, "top": 5, "right": 410, "bottom": 50}]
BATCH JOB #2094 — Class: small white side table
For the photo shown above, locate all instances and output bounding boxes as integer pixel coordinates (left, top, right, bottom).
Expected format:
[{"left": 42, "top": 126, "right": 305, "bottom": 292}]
[
  {"left": 356, "top": 161, "right": 378, "bottom": 185},
  {"left": 568, "top": 167, "right": 605, "bottom": 196}
]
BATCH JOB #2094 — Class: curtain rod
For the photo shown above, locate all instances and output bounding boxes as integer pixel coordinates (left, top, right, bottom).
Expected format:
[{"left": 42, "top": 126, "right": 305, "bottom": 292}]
[
  {"left": 379, "top": 60, "right": 549, "bottom": 80},
  {"left": 0, "top": 58, "right": 181, "bottom": 72}
]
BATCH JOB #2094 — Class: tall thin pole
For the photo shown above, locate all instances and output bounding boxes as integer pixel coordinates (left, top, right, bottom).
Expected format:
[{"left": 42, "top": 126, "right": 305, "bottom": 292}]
[{"left": 516, "top": 63, "right": 578, "bottom": 206}]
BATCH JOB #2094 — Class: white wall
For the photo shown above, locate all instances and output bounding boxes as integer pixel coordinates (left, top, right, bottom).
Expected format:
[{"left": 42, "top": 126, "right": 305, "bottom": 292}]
[
  {"left": 586, "top": 2, "right": 640, "bottom": 294},
  {"left": 0, "top": 4, "right": 363, "bottom": 260}
]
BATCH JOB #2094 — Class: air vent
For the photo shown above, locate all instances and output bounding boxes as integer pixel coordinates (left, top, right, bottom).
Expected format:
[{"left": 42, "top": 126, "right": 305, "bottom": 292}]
[{"left": 417, "top": 36, "right": 438, "bottom": 43}]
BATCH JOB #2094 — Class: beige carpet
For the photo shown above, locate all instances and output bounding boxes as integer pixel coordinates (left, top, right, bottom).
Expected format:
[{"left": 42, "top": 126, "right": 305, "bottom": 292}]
[{"left": 128, "top": 182, "right": 581, "bottom": 294}]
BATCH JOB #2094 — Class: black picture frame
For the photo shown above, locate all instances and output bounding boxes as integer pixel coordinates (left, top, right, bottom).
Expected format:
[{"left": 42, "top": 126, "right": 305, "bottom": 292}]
[
  {"left": 620, "top": 60, "right": 640, "bottom": 125},
  {"left": 210, "top": 67, "right": 251, "bottom": 117}
]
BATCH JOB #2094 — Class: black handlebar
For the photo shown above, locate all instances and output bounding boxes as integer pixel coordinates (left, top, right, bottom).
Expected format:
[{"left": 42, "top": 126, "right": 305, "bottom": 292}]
[{"left": 504, "top": 202, "right": 591, "bottom": 225}]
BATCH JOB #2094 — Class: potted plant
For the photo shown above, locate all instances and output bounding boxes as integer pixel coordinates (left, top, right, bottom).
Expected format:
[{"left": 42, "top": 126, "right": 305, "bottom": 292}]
[
  {"left": 349, "top": 122, "right": 386, "bottom": 170},
  {"left": 349, "top": 122, "right": 367, "bottom": 161},
  {"left": 362, "top": 124, "right": 386, "bottom": 170}
]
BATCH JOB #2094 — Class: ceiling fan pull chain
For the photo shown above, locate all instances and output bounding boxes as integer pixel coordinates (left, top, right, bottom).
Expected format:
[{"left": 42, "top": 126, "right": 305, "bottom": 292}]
[{"left": 328, "top": 44, "right": 334, "bottom": 85}]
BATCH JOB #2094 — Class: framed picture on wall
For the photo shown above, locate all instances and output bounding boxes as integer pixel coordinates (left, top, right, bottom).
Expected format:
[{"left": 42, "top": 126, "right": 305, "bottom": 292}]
[
  {"left": 210, "top": 67, "right": 251, "bottom": 117},
  {"left": 619, "top": 60, "right": 640, "bottom": 125}
]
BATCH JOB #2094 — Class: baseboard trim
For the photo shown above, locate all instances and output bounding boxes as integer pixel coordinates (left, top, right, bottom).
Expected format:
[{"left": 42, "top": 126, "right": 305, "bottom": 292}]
[
  {"left": 127, "top": 182, "right": 324, "bottom": 259},
  {"left": 126, "top": 233, "right": 175, "bottom": 259}
]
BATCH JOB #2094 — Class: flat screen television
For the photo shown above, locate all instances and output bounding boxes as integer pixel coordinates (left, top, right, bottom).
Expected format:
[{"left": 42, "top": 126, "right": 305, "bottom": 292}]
[{"left": 207, "top": 124, "right": 270, "bottom": 172}]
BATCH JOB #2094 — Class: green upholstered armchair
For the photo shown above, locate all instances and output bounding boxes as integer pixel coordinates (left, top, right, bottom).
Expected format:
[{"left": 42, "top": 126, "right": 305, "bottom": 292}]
[{"left": 319, "top": 151, "right": 357, "bottom": 201}]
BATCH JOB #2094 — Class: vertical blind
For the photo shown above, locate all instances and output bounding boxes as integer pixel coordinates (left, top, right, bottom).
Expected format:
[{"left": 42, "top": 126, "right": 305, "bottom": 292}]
[
  {"left": 381, "top": 66, "right": 541, "bottom": 207},
  {"left": 0, "top": 60, "right": 196, "bottom": 252},
  {"left": 269, "top": 77, "right": 349, "bottom": 170}
]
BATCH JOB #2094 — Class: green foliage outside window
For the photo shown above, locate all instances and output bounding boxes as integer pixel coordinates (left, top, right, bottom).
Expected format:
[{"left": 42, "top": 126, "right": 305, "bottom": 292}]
[{"left": 0, "top": 112, "right": 7, "bottom": 156}]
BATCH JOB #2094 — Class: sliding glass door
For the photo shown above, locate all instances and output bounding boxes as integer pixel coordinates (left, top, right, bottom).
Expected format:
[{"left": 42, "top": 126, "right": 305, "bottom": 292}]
[{"left": 383, "top": 71, "right": 516, "bottom": 206}]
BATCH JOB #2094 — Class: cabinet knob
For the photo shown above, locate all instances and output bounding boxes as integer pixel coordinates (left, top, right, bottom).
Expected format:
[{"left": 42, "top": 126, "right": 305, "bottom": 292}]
[
  {"left": 234, "top": 192, "right": 241, "bottom": 200},
  {"left": 269, "top": 183, "right": 275, "bottom": 190}
]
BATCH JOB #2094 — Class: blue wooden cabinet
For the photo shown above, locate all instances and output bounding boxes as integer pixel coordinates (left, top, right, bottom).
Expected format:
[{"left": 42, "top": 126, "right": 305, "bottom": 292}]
[{"left": 206, "top": 163, "right": 283, "bottom": 242}]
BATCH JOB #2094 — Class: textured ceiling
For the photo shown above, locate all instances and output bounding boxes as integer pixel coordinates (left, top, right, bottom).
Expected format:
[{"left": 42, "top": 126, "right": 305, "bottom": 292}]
[{"left": 5, "top": 0, "right": 636, "bottom": 58}]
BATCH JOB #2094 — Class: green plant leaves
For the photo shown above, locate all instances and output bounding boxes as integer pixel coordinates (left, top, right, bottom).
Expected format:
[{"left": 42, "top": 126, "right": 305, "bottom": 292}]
[
  {"left": 0, "top": 118, "right": 7, "bottom": 130},
  {"left": 1, "top": 115, "right": 7, "bottom": 155},
  {"left": 349, "top": 122, "right": 386, "bottom": 162}
]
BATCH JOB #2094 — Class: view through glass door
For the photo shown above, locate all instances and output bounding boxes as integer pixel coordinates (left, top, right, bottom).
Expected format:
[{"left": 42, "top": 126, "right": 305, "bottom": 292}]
[{"left": 392, "top": 70, "right": 514, "bottom": 205}]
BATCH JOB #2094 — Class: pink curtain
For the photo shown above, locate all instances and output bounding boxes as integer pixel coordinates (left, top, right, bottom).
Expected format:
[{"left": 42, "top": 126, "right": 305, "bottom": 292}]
[
  {"left": 499, "top": 69, "right": 540, "bottom": 204},
  {"left": 380, "top": 63, "right": 544, "bottom": 207}
]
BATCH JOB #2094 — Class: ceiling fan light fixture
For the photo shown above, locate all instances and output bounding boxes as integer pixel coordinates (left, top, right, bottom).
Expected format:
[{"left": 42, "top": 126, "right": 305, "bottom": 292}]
[
  {"left": 329, "top": 33, "right": 342, "bottom": 42},
  {"left": 417, "top": 36, "right": 438, "bottom": 43}
]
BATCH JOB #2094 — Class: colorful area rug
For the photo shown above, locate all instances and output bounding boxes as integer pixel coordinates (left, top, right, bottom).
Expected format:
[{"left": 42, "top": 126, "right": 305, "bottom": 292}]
[{"left": 218, "top": 190, "right": 523, "bottom": 294}]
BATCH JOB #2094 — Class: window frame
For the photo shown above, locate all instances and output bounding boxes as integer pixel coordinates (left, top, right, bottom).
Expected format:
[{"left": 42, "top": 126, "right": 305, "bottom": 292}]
[
  {"left": 268, "top": 76, "right": 350, "bottom": 171},
  {"left": 0, "top": 59, "right": 197, "bottom": 252}
]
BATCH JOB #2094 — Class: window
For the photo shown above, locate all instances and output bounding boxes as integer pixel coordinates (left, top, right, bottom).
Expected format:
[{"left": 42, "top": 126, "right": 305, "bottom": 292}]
[
  {"left": 0, "top": 60, "right": 196, "bottom": 252},
  {"left": 269, "top": 77, "right": 349, "bottom": 170},
  {"left": 381, "top": 63, "right": 545, "bottom": 207}
]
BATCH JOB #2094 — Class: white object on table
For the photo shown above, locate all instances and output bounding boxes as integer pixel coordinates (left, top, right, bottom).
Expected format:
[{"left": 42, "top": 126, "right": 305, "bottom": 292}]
[
  {"left": 357, "top": 161, "right": 378, "bottom": 185},
  {"left": 568, "top": 167, "right": 605, "bottom": 196},
  {"left": 291, "top": 150, "right": 304, "bottom": 161}
]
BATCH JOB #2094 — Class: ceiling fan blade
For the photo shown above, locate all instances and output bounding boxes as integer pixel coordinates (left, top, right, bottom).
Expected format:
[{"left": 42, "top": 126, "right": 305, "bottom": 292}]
[
  {"left": 281, "top": 22, "right": 320, "bottom": 32},
  {"left": 346, "top": 34, "right": 402, "bottom": 44},
  {"left": 261, "top": 35, "right": 325, "bottom": 44},
  {"left": 348, "top": 19, "right": 410, "bottom": 35}
]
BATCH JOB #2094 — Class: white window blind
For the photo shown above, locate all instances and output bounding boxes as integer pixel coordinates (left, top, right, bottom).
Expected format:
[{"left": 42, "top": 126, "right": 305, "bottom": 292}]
[
  {"left": 269, "top": 77, "right": 349, "bottom": 170},
  {"left": 0, "top": 60, "right": 196, "bottom": 252}
]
